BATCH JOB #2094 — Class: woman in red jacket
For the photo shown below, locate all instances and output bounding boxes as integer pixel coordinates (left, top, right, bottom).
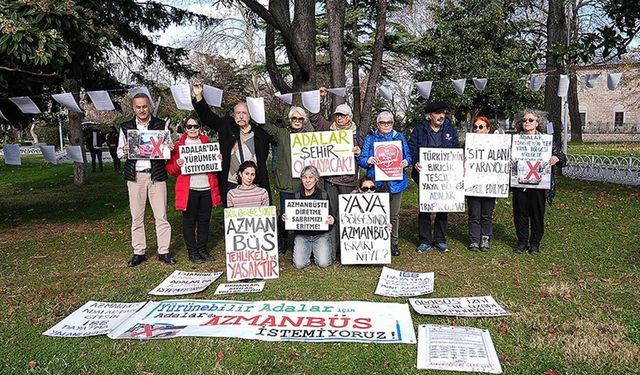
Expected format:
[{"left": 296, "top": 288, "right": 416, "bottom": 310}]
[{"left": 166, "top": 115, "right": 222, "bottom": 263}]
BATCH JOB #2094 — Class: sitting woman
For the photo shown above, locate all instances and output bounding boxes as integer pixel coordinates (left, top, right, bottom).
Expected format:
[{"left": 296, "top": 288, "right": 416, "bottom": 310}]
[
  {"left": 226, "top": 161, "right": 269, "bottom": 208},
  {"left": 166, "top": 115, "right": 222, "bottom": 263},
  {"left": 283, "top": 165, "right": 335, "bottom": 269},
  {"left": 352, "top": 176, "right": 378, "bottom": 194}
]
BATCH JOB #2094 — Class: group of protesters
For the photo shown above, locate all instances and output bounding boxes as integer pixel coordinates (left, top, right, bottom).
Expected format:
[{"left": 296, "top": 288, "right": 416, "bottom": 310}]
[{"left": 115, "top": 83, "right": 566, "bottom": 269}]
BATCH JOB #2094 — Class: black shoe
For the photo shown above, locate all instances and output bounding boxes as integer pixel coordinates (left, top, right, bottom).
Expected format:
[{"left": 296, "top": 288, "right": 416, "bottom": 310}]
[
  {"left": 529, "top": 245, "right": 540, "bottom": 255},
  {"left": 158, "top": 254, "right": 177, "bottom": 265},
  {"left": 198, "top": 251, "right": 213, "bottom": 262},
  {"left": 391, "top": 243, "right": 400, "bottom": 256},
  {"left": 189, "top": 252, "right": 205, "bottom": 264},
  {"left": 127, "top": 254, "right": 147, "bottom": 267},
  {"left": 469, "top": 243, "right": 480, "bottom": 252},
  {"left": 513, "top": 244, "right": 527, "bottom": 254}
]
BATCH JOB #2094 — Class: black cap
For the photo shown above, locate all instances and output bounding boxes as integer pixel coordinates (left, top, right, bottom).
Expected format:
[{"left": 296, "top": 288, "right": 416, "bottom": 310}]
[{"left": 424, "top": 101, "right": 448, "bottom": 113}]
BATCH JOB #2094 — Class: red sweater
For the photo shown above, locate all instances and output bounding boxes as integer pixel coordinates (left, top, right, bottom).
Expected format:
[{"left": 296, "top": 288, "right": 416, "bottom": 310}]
[{"left": 166, "top": 134, "right": 222, "bottom": 211}]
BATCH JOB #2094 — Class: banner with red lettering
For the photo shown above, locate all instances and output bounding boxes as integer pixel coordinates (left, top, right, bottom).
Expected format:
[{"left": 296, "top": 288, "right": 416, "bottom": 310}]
[
  {"left": 510, "top": 134, "right": 553, "bottom": 189},
  {"left": 290, "top": 130, "right": 355, "bottom": 177}
]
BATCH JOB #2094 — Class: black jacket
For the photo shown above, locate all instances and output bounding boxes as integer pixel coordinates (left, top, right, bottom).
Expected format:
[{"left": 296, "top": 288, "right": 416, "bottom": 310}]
[
  {"left": 85, "top": 130, "right": 105, "bottom": 152},
  {"left": 120, "top": 117, "right": 168, "bottom": 182}
]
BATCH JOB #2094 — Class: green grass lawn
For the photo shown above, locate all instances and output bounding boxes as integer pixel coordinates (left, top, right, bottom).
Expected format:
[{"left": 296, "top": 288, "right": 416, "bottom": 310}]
[
  {"left": 1, "top": 159, "right": 639, "bottom": 374},
  {"left": 567, "top": 141, "right": 640, "bottom": 158}
]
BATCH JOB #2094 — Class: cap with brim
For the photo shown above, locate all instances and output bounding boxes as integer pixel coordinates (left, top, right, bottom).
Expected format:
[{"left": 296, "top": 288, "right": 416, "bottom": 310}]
[
  {"left": 424, "top": 101, "right": 448, "bottom": 113},
  {"left": 334, "top": 103, "right": 353, "bottom": 117}
]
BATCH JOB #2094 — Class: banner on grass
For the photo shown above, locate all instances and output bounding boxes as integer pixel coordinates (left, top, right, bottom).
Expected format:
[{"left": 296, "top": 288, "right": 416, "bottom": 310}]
[
  {"left": 417, "top": 324, "right": 502, "bottom": 373},
  {"left": 214, "top": 281, "right": 266, "bottom": 295},
  {"left": 127, "top": 130, "right": 171, "bottom": 160},
  {"left": 148, "top": 271, "right": 223, "bottom": 296},
  {"left": 374, "top": 141, "right": 403, "bottom": 181},
  {"left": 409, "top": 296, "right": 509, "bottom": 317},
  {"left": 224, "top": 206, "right": 279, "bottom": 282},
  {"left": 43, "top": 301, "right": 145, "bottom": 337},
  {"left": 284, "top": 199, "right": 329, "bottom": 231},
  {"left": 179, "top": 143, "right": 221, "bottom": 175},
  {"left": 419, "top": 148, "right": 465, "bottom": 212},
  {"left": 510, "top": 134, "right": 553, "bottom": 189},
  {"left": 464, "top": 134, "right": 511, "bottom": 198},
  {"left": 339, "top": 193, "right": 391, "bottom": 265},
  {"left": 290, "top": 130, "right": 354, "bottom": 177},
  {"left": 107, "top": 299, "right": 417, "bottom": 344},
  {"left": 375, "top": 266, "right": 434, "bottom": 297}
]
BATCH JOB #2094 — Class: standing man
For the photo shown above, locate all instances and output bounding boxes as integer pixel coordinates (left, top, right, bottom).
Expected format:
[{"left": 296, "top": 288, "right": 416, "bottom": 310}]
[
  {"left": 191, "top": 82, "right": 273, "bottom": 207},
  {"left": 86, "top": 124, "right": 105, "bottom": 172},
  {"left": 106, "top": 126, "right": 121, "bottom": 172},
  {"left": 117, "top": 93, "right": 175, "bottom": 267},
  {"left": 408, "top": 101, "right": 460, "bottom": 253}
]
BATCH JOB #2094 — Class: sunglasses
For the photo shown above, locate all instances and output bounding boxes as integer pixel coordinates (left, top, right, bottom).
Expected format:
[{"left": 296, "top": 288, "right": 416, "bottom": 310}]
[
  {"left": 522, "top": 118, "right": 537, "bottom": 123},
  {"left": 290, "top": 117, "right": 304, "bottom": 122},
  {"left": 473, "top": 124, "right": 485, "bottom": 130},
  {"left": 185, "top": 124, "right": 200, "bottom": 130},
  {"left": 360, "top": 186, "right": 376, "bottom": 192}
]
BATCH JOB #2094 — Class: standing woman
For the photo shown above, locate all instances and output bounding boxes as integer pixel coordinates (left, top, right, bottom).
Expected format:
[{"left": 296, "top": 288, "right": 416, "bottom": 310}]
[
  {"left": 358, "top": 111, "right": 411, "bottom": 257},
  {"left": 226, "top": 161, "right": 269, "bottom": 208},
  {"left": 511, "top": 110, "right": 567, "bottom": 255},
  {"left": 166, "top": 115, "right": 222, "bottom": 264},
  {"left": 467, "top": 116, "right": 496, "bottom": 252}
]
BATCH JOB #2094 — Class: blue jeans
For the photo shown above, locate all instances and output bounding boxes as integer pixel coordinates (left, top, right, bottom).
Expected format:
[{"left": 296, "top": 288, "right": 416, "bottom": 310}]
[{"left": 293, "top": 231, "right": 332, "bottom": 269}]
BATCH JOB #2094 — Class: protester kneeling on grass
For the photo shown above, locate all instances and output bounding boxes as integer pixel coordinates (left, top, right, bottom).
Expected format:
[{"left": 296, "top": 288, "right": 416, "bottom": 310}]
[
  {"left": 166, "top": 115, "right": 222, "bottom": 264},
  {"left": 282, "top": 165, "right": 334, "bottom": 269},
  {"left": 226, "top": 161, "right": 269, "bottom": 208}
]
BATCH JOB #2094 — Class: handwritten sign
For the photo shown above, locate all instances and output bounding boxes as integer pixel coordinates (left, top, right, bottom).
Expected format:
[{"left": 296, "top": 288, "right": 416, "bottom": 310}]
[
  {"left": 284, "top": 200, "right": 329, "bottom": 231},
  {"left": 339, "top": 193, "right": 391, "bottom": 264},
  {"left": 290, "top": 130, "right": 354, "bottom": 177},
  {"left": 127, "top": 130, "right": 171, "bottom": 160},
  {"left": 214, "top": 282, "right": 266, "bottom": 295},
  {"left": 419, "top": 148, "right": 465, "bottom": 212},
  {"left": 464, "top": 133, "right": 511, "bottom": 197},
  {"left": 510, "top": 134, "right": 553, "bottom": 189},
  {"left": 43, "top": 301, "right": 145, "bottom": 337},
  {"left": 224, "top": 206, "right": 279, "bottom": 282},
  {"left": 148, "top": 271, "right": 223, "bottom": 296},
  {"left": 374, "top": 140, "right": 403, "bottom": 181},
  {"left": 409, "top": 296, "right": 509, "bottom": 317},
  {"left": 179, "top": 142, "right": 221, "bottom": 175},
  {"left": 375, "top": 266, "right": 434, "bottom": 297}
]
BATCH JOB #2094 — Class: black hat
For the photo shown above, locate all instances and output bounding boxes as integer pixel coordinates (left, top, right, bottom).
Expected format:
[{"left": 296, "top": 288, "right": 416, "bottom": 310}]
[{"left": 424, "top": 101, "right": 448, "bottom": 113}]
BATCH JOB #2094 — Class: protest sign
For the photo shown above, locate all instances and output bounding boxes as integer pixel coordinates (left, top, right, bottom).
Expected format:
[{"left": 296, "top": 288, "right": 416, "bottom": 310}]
[
  {"left": 419, "top": 148, "right": 465, "bottom": 212},
  {"left": 339, "top": 193, "right": 391, "bottom": 264},
  {"left": 148, "top": 271, "right": 223, "bottom": 296},
  {"left": 224, "top": 206, "right": 279, "bottom": 282},
  {"left": 464, "top": 133, "right": 511, "bottom": 198},
  {"left": 409, "top": 296, "right": 509, "bottom": 317},
  {"left": 169, "top": 84, "right": 194, "bottom": 110},
  {"left": 87, "top": 90, "right": 115, "bottom": 111},
  {"left": 2, "top": 144, "right": 21, "bottom": 165},
  {"left": 43, "top": 301, "right": 145, "bottom": 337},
  {"left": 417, "top": 324, "right": 502, "bottom": 373},
  {"left": 510, "top": 134, "right": 553, "bottom": 189},
  {"left": 284, "top": 199, "right": 329, "bottom": 231},
  {"left": 374, "top": 141, "right": 404, "bottom": 181},
  {"left": 290, "top": 130, "right": 355, "bottom": 177},
  {"left": 214, "top": 281, "right": 266, "bottom": 295},
  {"left": 179, "top": 142, "right": 221, "bottom": 175},
  {"left": 107, "top": 299, "right": 416, "bottom": 344},
  {"left": 127, "top": 130, "right": 171, "bottom": 160},
  {"left": 375, "top": 266, "right": 434, "bottom": 297}
]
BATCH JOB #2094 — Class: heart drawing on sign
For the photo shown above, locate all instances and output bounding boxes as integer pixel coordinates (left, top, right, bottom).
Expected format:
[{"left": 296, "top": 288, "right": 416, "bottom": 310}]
[{"left": 375, "top": 144, "right": 401, "bottom": 167}]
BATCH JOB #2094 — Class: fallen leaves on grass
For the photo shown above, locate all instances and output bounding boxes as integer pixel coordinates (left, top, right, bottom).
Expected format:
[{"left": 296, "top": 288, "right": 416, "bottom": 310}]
[
  {"left": 31, "top": 255, "right": 47, "bottom": 259},
  {"left": 621, "top": 274, "right": 633, "bottom": 282},
  {"left": 498, "top": 324, "right": 508, "bottom": 336},
  {"left": 27, "top": 360, "right": 38, "bottom": 369},
  {"left": 548, "top": 267, "right": 565, "bottom": 276},
  {"left": 497, "top": 354, "right": 516, "bottom": 364},
  {"left": 216, "top": 351, "right": 225, "bottom": 362},
  {"left": 543, "top": 370, "right": 559, "bottom": 375}
]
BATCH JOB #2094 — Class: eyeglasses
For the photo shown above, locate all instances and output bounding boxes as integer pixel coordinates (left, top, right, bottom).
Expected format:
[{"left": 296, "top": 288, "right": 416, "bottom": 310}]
[
  {"left": 290, "top": 117, "right": 304, "bottom": 122},
  {"left": 360, "top": 186, "right": 376, "bottom": 192},
  {"left": 522, "top": 118, "right": 537, "bottom": 123},
  {"left": 335, "top": 113, "right": 348, "bottom": 118},
  {"left": 378, "top": 121, "right": 393, "bottom": 126},
  {"left": 473, "top": 124, "right": 485, "bottom": 130},
  {"left": 185, "top": 124, "right": 200, "bottom": 130}
]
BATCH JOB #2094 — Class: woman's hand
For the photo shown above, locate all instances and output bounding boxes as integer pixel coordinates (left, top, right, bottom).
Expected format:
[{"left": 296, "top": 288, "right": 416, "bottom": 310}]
[
  {"left": 193, "top": 82, "right": 203, "bottom": 102},
  {"left": 281, "top": 213, "right": 288, "bottom": 221},
  {"left": 326, "top": 215, "right": 335, "bottom": 225},
  {"left": 367, "top": 156, "right": 378, "bottom": 165},
  {"left": 177, "top": 158, "right": 185, "bottom": 167},
  {"left": 549, "top": 155, "right": 559, "bottom": 166}
]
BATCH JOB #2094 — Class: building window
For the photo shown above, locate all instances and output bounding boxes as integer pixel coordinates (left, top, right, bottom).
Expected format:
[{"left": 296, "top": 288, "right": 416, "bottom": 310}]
[
  {"left": 614, "top": 112, "right": 624, "bottom": 128},
  {"left": 579, "top": 112, "right": 586, "bottom": 130}
]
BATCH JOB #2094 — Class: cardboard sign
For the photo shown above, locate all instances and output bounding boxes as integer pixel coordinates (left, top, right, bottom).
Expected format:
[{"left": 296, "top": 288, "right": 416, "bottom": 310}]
[
  {"left": 224, "top": 206, "right": 279, "bottom": 282},
  {"left": 284, "top": 199, "right": 329, "bottom": 231},
  {"left": 375, "top": 266, "right": 434, "bottom": 297},
  {"left": 410, "top": 296, "right": 509, "bottom": 317},
  {"left": 179, "top": 142, "right": 221, "bottom": 175},
  {"left": 417, "top": 324, "right": 503, "bottom": 373},
  {"left": 339, "top": 193, "right": 391, "bottom": 265},
  {"left": 374, "top": 141, "right": 403, "bottom": 181},
  {"left": 419, "top": 148, "right": 465, "bottom": 212},
  {"left": 43, "top": 301, "right": 145, "bottom": 337},
  {"left": 290, "top": 130, "right": 355, "bottom": 177},
  {"left": 107, "top": 299, "right": 417, "bottom": 344},
  {"left": 464, "top": 133, "right": 511, "bottom": 197},
  {"left": 510, "top": 134, "right": 553, "bottom": 189},
  {"left": 148, "top": 271, "right": 223, "bottom": 296},
  {"left": 127, "top": 130, "right": 171, "bottom": 160},
  {"left": 214, "top": 282, "right": 266, "bottom": 295}
]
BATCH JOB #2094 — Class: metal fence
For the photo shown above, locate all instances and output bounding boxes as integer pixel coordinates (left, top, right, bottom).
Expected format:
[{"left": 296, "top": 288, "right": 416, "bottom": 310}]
[{"left": 564, "top": 154, "right": 640, "bottom": 186}]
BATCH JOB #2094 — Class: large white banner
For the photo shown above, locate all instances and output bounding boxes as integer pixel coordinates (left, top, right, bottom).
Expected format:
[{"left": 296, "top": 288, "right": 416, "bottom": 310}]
[
  {"left": 339, "top": 193, "right": 391, "bottom": 265},
  {"left": 107, "top": 299, "right": 417, "bottom": 344},
  {"left": 417, "top": 324, "right": 502, "bottom": 373},
  {"left": 284, "top": 199, "right": 329, "bottom": 231},
  {"left": 43, "top": 301, "right": 145, "bottom": 337},
  {"left": 464, "top": 134, "right": 511, "bottom": 198},
  {"left": 375, "top": 267, "right": 434, "bottom": 297},
  {"left": 224, "top": 206, "right": 279, "bottom": 282},
  {"left": 419, "top": 148, "right": 465, "bottom": 212},
  {"left": 290, "top": 130, "right": 355, "bottom": 177},
  {"left": 179, "top": 142, "right": 221, "bottom": 175},
  {"left": 148, "top": 271, "right": 223, "bottom": 296},
  {"left": 410, "top": 296, "right": 509, "bottom": 317},
  {"left": 510, "top": 134, "right": 553, "bottom": 189}
]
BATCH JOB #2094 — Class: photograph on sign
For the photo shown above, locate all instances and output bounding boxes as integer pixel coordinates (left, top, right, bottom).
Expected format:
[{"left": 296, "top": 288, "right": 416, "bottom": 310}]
[{"left": 127, "top": 130, "right": 171, "bottom": 160}]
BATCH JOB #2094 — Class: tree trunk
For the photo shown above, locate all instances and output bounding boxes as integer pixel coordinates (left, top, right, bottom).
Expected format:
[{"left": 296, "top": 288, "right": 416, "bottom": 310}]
[
  {"left": 568, "top": 70, "right": 582, "bottom": 142},
  {"left": 326, "top": 0, "right": 346, "bottom": 108},
  {"left": 350, "top": 0, "right": 361, "bottom": 122},
  {"left": 64, "top": 78, "right": 89, "bottom": 185},
  {"left": 544, "top": 0, "right": 567, "bottom": 148}
]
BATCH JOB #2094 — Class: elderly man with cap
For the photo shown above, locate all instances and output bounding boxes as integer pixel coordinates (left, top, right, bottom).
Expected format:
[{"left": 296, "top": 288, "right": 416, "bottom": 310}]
[
  {"left": 309, "top": 88, "right": 363, "bottom": 261},
  {"left": 408, "top": 101, "right": 460, "bottom": 253}
]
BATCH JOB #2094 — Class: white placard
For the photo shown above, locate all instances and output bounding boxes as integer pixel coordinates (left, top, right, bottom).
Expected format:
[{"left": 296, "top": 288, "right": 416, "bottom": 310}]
[
  {"left": 43, "top": 301, "right": 145, "bottom": 337},
  {"left": 410, "top": 296, "right": 509, "bottom": 317},
  {"left": 246, "top": 96, "right": 266, "bottom": 124},
  {"left": 127, "top": 130, "right": 171, "bottom": 160},
  {"left": 275, "top": 91, "right": 293, "bottom": 105},
  {"left": 179, "top": 142, "right": 221, "bottom": 175},
  {"left": 339, "top": 193, "right": 391, "bottom": 265},
  {"left": 301, "top": 90, "right": 320, "bottom": 114},
  {"left": 66, "top": 145, "right": 84, "bottom": 163},
  {"left": 419, "top": 148, "right": 465, "bottom": 212},
  {"left": 203, "top": 85, "right": 223, "bottom": 107},
  {"left": 39, "top": 145, "right": 57, "bottom": 164},
  {"left": 2, "top": 144, "right": 21, "bottom": 165},
  {"left": 557, "top": 74, "right": 569, "bottom": 97},
  {"left": 9, "top": 96, "right": 41, "bottom": 114},
  {"left": 290, "top": 130, "right": 355, "bottom": 177},
  {"left": 148, "top": 270, "right": 223, "bottom": 296},
  {"left": 86, "top": 90, "right": 116, "bottom": 111},
  {"left": 375, "top": 266, "right": 434, "bottom": 297},
  {"left": 417, "top": 324, "right": 503, "bottom": 373},
  {"left": 464, "top": 133, "right": 511, "bottom": 198},
  {"left": 510, "top": 134, "right": 553, "bottom": 189},
  {"left": 170, "top": 84, "right": 194, "bottom": 110},
  {"left": 52, "top": 93, "right": 83, "bottom": 113},
  {"left": 284, "top": 199, "right": 329, "bottom": 231},
  {"left": 214, "top": 281, "right": 266, "bottom": 295}
]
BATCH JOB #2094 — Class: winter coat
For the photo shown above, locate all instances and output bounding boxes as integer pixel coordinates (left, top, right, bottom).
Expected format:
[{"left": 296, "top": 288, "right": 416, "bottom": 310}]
[
  {"left": 408, "top": 118, "right": 460, "bottom": 184},
  {"left": 358, "top": 129, "right": 412, "bottom": 194}
]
